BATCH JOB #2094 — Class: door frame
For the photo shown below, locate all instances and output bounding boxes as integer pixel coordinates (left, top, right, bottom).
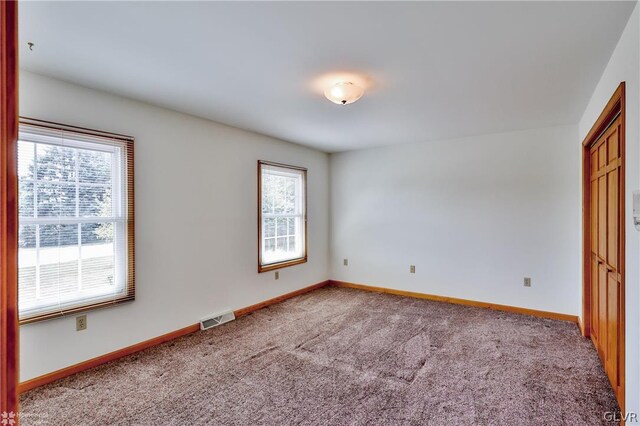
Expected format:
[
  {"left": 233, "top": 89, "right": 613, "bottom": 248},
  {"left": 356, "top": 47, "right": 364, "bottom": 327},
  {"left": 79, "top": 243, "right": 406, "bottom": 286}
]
[
  {"left": 0, "top": 0, "right": 19, "bottom": 420},
  {"left": 581, "top": 82, "right": 625, "bottom": 411}
]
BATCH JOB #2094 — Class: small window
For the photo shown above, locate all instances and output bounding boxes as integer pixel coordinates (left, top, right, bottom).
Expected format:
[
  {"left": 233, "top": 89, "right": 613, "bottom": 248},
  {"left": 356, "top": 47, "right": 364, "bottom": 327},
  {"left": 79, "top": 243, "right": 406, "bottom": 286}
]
[
  {"left": 258, "top": 161, "right": 307, "bottom": 272},
  {"left": 17, "top": 119, "right": 134, "bottom": 323}
]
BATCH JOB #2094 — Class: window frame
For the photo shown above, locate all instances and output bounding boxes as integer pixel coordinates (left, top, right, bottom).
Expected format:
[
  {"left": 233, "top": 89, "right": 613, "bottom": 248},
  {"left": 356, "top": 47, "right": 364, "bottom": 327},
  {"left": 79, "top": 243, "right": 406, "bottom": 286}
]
[
  {"left": 257, "top": 160, "right": 307, "bottom": 273},
  {"left": 18, "top": 117, "right": 135, "bottom": 324}
]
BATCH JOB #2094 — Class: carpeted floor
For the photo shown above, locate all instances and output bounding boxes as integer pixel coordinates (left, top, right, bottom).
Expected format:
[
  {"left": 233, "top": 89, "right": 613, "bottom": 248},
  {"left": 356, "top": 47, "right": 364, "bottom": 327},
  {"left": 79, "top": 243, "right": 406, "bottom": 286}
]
[{"left": 21, "top": 287, "right": 619, "bottom": 425}]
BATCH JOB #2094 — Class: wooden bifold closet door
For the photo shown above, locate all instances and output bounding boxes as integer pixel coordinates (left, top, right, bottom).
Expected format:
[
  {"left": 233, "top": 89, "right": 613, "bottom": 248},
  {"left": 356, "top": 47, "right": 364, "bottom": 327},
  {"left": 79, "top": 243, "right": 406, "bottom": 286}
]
[{"left": 589, "top": 114, "right": 624, "bottom": 408}]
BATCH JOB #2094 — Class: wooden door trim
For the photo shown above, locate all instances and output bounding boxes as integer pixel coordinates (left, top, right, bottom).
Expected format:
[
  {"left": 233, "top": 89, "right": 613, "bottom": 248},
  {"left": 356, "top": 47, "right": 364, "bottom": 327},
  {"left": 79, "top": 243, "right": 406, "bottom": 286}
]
[
  {"left": 581, "top": 82, "right": 625, "bottom": 412},
  {"left": 582, "top": 85, "right": 624, "bottom": 148},
  {"left": 0, "top": 0, "right": 19, "bottom": 420}
]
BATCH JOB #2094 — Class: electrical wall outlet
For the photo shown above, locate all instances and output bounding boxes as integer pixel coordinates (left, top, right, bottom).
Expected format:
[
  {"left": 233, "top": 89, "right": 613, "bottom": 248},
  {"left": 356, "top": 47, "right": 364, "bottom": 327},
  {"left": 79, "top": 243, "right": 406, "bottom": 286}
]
[
  {"left": 524, "top": 277, "right": 532, "bottom": 287},
  {"left": 410, "top": 265, "right": 416, "bottom": 274},
  {"left": 76, "top": 315, "right": 87, "bottom": 331},
  {"left": 275, "top": 271, "right": 279, "bottom": 280},
  {"left": 343, "top": 259, "right": 348, "bottom": 266}
]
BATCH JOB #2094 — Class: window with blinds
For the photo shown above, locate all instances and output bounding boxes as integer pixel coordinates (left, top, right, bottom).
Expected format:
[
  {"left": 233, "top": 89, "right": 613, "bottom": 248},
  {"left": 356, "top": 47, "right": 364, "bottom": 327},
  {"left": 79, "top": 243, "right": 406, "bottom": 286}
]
[
  {"left": 17, "top": 119, "right": 134, "bottom": 323},
  {"left": 258, "top": 161, "right": 307, "bottom": 272}
]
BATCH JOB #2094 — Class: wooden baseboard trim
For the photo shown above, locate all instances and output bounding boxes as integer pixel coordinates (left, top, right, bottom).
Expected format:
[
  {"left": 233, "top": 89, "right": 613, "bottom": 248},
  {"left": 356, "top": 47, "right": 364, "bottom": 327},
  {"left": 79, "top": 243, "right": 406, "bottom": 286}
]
[
  {"left": 234, "top": 280, "right": 330, "bottom": 318},
  {"left": 578, "top": 316, "right": 587, "bottom": 337},
  {"left": 18, "top": 323, "right": 200, "bottom": 393},
  {"left": 19, "top": 280, "right": 330, "bottom": 393},
  {"left": 329, "top": 280, "right": 579, "bottom": 323}
]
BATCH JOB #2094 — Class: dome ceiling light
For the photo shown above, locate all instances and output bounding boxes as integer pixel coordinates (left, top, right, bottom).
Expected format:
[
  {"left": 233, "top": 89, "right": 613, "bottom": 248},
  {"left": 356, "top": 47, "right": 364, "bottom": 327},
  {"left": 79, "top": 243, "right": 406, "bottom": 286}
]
[{"left": 324, "top": 82, "right": 364, "bottom": 105}]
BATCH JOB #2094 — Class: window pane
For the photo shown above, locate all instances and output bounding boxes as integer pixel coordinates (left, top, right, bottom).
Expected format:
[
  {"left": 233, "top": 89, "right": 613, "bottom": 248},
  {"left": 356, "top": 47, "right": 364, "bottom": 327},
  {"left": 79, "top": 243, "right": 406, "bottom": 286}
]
[
  {"left": 18, "top": 262, "right": 36, "bottom": 309},
  {"left": 80, "top": 186, "right": 111, "bottom": 217},
  {"left": 264, "top": 218, "right": 275, "bottom": 238},
  {"left": 78, "top": 149, "right": 112, "bottom": 184},
  {"left": 262, "top": 175, "right": 274, "bottom": 214},
  {"left": 285, "top": 178, "right": 296, "bottom": 213},
  {"left": 82, "top": 252, "right": 115, "bottom": 292},
  {"left": 18, "top": 141, "right": 34, "bottom": 179},
  {"left": 18, "top": 224, "right": 36, "bottom": 249},
  {"left": 81, "top": 223, "right": 115, "bottom": 292},
  {"left": 277, "top": 237, "right": 286, "bottom": 252},
  {"left": 36, "top": 144, "right": 76, "bottom": 182},
  {"left": 18, "top": 225, "right": 37, "bottom": 311},
  {"left": 37, "top": 183, "right": 76, "bottom": 217},
  {"left": 40, "top": 254, "right": 79, "bottom": 301},
  {"left": 82, "top": 222, "right": 114, "bottom": 245},
  {"left": 39, "top": 224, "right": 80, "bottom": 300},
  {"left": 288, "top": 217, "right": 296, "bottom": 235},
  {"left": 274, "top": 176, "right": 286, "bottom": 214},
  {"left": 277, "top": 217, "right": 288, "bottom": 236},
  {"left": 273, "top": 175, "right": 296, "bottom": 214},
  {"left": 19, "top": 181, "right": 34, "bottom": 218},
  {"left": 265, "top": 238, "right": 275, "bottom": 253},
  {"left": 40, "top": 223, "right": 78, "bottom": 248}
]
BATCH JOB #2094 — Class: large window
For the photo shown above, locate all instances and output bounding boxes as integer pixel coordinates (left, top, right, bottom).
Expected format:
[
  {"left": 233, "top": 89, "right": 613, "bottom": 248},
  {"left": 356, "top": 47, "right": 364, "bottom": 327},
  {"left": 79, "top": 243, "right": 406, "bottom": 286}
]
[
  {"left": 17, "top": 119, "right": 134, "bottom": 323},
  {"left": 258, "top": 161, "right": 307, "bottom": 272}
]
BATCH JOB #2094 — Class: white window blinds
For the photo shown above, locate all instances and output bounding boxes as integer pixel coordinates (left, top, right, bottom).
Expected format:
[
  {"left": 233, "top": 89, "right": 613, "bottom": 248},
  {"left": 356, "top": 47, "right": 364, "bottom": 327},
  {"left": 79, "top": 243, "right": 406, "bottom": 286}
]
[{"left": 17, "top": 120, "right": 134, "bottom": 323}]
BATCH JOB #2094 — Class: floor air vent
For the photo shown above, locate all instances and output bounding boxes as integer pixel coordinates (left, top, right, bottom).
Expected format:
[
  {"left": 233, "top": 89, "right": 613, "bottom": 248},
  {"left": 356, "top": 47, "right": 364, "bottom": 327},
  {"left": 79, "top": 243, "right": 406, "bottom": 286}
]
[{"left": 200, "top": 311, "right": 235, "bottom": 330}]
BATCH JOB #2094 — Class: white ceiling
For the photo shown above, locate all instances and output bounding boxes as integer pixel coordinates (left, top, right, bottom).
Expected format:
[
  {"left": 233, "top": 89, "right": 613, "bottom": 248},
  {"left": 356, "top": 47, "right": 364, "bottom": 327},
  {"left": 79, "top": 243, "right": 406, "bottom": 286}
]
[{"left": 19, "top": 1, "right": 636, "bottom": 153}]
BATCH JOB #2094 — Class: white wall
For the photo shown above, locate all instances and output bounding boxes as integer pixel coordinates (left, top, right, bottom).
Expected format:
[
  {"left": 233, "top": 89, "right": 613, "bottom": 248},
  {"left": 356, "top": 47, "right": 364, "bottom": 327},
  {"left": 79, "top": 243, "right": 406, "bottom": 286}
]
[
  {"left": 330, "top": 125, "right": 581, "bottom": 316},
  {"left": 578, "top": 3, "right": 639, "bottom": 416},
  {"left": 18, "top": 71, "right": 330, "bottom": 381}
]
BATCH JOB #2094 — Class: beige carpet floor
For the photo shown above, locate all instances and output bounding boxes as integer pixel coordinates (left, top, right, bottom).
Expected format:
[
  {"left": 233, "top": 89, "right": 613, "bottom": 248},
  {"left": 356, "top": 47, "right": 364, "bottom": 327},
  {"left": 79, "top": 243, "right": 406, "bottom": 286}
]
[{"left": 21, "top": 286, "right": 619, "bottom": 425}]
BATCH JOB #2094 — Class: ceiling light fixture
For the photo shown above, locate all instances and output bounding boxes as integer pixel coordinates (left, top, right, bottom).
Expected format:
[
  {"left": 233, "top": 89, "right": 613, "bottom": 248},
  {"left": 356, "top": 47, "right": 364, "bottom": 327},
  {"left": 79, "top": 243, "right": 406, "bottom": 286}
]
[{"left": 324, "top": 82, "right": 364, "bottom": 105}]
